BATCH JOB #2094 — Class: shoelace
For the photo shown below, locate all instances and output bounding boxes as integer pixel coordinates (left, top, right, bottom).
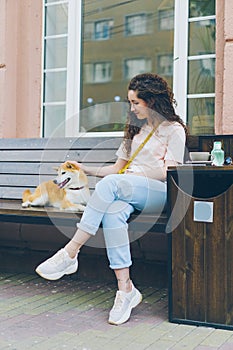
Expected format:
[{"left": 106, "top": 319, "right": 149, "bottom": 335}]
[
  {"left": 49, "top": 250, "right": 66, "bottom": 266},
  {"left": 113, "top": 292, "right": 125, "bottom": 311}
]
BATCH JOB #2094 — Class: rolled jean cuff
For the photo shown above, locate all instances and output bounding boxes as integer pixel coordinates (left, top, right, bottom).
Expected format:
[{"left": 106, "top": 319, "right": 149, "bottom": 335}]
[
  {"left": 76, "top": 222, "right": 97, "bottom": 236},
  {"left": 109, "top": 261, "right": 132, "bottom": 270}
]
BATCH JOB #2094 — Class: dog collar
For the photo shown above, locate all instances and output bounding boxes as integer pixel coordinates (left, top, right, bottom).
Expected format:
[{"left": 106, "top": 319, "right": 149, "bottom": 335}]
[{"left": 69, "top": 186, "right": 85, "bottom": 191}]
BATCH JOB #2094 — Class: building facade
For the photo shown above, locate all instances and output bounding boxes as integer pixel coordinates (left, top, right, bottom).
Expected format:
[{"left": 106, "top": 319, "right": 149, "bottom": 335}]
[{"left": 0, "top": 0, "right": 232, "bottom": 138}]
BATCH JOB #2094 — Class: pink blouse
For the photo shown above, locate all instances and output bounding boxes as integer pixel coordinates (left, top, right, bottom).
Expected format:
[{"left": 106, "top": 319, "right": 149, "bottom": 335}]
[{"left": 116, "top": 121, "right": 186, "bottom": 180}]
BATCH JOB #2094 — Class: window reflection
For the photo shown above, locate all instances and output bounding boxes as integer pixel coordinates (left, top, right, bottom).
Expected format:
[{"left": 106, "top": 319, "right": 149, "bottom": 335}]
[
  {"left": 45, "top": 3, "right": 68, "bottom": 36},
  {"left": 125, "top": 14, "right": 151, "bottom": 36},
  {"left": 42, "top": 0, "right": 216, "bottom": 137},
  {"left": 43, "top": 105, "right": 66, "bottom": 137},
  {"left": 84, "top": 62, "right": 112, "bottom": 83},
  {"left": 158, "top": 54, "right": 173, "bottom": 76},
  {"left": 187, "top": 0, "right": 215, "bottom": 135},
  {"left": 81, "top": 0, "right": 175, "bottom": 132},
  {"left": 188, "top": 98, "right": 215, "bottom": 135},
  {"left": 189, "top": 20, "right": 215, "bottom": 56},
  {"left": 95, "top": 20, "right": 113, "bottom": 40},
  {"left": 188, "top": 58, "right": 215, "bottom": 94},
  {"left": 158, "top": 9, "right": 174, "bottom": 30},
  {"left": 189, "top": 0, "right": 215, "bottom": 18},
  {"left": 124, "top": 58, "right": 152, "bottom": 80}
]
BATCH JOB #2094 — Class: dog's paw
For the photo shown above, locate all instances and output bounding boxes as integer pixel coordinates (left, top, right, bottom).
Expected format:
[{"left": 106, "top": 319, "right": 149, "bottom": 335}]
[
  {"left": 77, "top": 204, "right": 86, "bottom": 212},
  {"left": 63, "top": 204, "right": 86, "bottom": 212},
  {"left": 22, "top": 201, "right": 30, "bottom": 207}
]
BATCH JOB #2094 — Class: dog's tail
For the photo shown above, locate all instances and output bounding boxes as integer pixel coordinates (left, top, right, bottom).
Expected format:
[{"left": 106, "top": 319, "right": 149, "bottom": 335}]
[{"left": 22, "top": 189, "right": 32, "bottom": 202}]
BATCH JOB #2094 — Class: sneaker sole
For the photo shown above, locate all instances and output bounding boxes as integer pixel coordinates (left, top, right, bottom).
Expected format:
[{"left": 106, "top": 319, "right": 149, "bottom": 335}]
[
  {"left": 35, "top": 263, "right": 78, "bottom": 281},
  {"left": 108, "top": 289, "right": 142, "bottom": 325}
]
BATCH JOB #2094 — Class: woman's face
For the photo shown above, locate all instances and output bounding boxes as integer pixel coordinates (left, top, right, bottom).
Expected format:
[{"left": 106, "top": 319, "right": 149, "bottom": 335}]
[{"left": 127, "top": 90, "right": 149, "bottom": 120}]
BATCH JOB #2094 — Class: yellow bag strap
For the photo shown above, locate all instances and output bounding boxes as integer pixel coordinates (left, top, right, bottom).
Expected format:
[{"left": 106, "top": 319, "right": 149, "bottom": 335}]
[{"left": 118, "top": 125, "right": 158, "bottom": 174}]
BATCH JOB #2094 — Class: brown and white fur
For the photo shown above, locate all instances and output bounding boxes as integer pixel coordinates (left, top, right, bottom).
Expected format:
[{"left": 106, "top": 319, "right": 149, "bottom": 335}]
[{"left": 22, "top": 161, "right": 90, "bottom": 211}]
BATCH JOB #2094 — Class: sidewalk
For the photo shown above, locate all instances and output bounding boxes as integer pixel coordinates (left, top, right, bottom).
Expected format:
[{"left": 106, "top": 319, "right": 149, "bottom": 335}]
[{"left": 0, "top": 272, "right": 233, "bottom": 350}]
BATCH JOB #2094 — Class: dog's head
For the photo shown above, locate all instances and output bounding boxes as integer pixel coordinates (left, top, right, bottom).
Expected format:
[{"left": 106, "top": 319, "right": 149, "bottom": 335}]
[{"left": 53, "top": 161, "right": 88, "bottom": 189}]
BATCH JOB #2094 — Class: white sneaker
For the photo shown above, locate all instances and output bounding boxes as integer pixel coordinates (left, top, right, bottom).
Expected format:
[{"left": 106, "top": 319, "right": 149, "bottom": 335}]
[
  {"left": 35, "top": 248, "right": 78, "bottom": 280},
  {"left": 108, "top": 283, "right": 142, "bottom": 325}
]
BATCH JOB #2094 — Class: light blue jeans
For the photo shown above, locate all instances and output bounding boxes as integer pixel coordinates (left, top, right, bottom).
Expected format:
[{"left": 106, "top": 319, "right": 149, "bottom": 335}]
[{"left": 77, "top": 174, "right": 167, "bottom": 269}]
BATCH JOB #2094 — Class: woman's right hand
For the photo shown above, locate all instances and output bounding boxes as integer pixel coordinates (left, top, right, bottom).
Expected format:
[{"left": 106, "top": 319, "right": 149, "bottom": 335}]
[{"left": 64, "top": 160, "right": 87, "bottom": 171}]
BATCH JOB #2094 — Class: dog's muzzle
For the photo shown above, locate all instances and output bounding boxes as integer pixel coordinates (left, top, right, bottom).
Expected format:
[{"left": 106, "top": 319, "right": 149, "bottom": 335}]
[{"left": 53, "top": 178, "right": 71, "bottom": 189}]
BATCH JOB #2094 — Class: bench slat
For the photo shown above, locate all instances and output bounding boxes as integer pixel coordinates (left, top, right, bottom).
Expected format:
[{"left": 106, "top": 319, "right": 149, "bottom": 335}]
[
  {"left": 0, "top": 199, "right": 168, "bottom": 231},
  {"left": 0, "top": 188, "right": 31, "bottom": 199},
  {"left": 0, "top": 162, "right": 114, "bottom": 175},
  {"left": 0, "top": 174, "right": 54, "bottom": 186},
  {"left": 0, "top": 175, "right": 101, "bottom": 200},
  {"left": 0, "top": 149, "right": 118, "bottom": 162},
  {"left": 0, "top": 173, "right": 102, "bottom": 187},
  {"left": 0, "top": 137, "right": 122, "bottom": 150}
]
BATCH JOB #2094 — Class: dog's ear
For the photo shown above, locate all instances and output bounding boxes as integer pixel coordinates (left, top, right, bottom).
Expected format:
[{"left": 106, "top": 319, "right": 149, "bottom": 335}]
[{"left": 66, "top": 162, "right": 73, "bottom": 169}]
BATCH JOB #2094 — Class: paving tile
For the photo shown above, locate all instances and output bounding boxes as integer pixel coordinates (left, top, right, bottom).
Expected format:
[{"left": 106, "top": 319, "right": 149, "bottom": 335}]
[
  {"left": 170, "top": 327, "right": 217, "bottom": 350},
  {"left": 200, "top": 328, "right": 233, "bottom": 347},
  {"left": 1, "top": 273, "right": 233, "bottom": 350},
  {"left": 217, "top": 342, "right": 233, "bottom": 350},
  {"left": 156, "top": 323, "right": 196, "bottom": 343}
]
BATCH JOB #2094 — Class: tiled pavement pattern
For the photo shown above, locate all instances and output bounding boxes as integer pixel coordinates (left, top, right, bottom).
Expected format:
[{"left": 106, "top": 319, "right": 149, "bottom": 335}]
[{"left": 0, "top": 273, "right": 233, "bottom": 350}]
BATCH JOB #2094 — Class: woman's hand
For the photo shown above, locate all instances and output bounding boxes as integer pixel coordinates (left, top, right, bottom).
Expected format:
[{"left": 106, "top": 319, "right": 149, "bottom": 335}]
[
  {"left": 63, "top": 160, "right": 87, "bottom": 171},
  {"left": 63, "top": 158, "right": 128, "bottom": 178}
]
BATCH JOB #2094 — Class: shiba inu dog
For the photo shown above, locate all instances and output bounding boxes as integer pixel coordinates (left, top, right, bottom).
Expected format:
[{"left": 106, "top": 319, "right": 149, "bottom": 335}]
[{"left": 22, "top": 161, "right": 90, "bottom": 211}]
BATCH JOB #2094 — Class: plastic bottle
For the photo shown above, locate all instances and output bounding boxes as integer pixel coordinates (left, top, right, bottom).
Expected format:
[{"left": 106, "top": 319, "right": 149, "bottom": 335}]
[{"left": 211, "top": 141, "right": 224, "bottom": 166}]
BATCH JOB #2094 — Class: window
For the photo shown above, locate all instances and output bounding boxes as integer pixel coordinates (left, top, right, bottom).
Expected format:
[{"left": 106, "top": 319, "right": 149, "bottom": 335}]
[
  {"left": 187, "top": 2, "right": 216, "bottom": 135},
  {"left": 80, "top": 0, "right": 174, "bottom": 132},
  {"left": 124, "top": 58, "right": 152, "bottom": 80},
  {"left": 158, "top": 54, "right": 173, "bottom": 76},
  {"left": 173, "top": 0, "right": 215, "bottom": 135},
  {"left": 42, "top": 0, "right": 69, "bottom": 137},
  {"left": 189, "top": 0, "right": 215, "bottom": 17},
  {"left": 125, "top": 14, "right": 151, "bottom": 36},
  {"left": 84, "top": 62, "right": 112, "bottom": 83},
  {"left": 42, "top": 0, "right": 216, "bottom": 137},
  {"left": 200, "top": 58, "right": 215, "bottom": 78},
  {"left": 84, "top": 20, "right": 113, "bottom": 41},
  {"left": 159, "top": 9, "right": 174, "bottom": 30},
  {"left": 95, "top": 20, "right": 113, "bottom": 40},
  {"left": 83, "top": 22, "right": 94, "bottom": 41},
  {"left": 42, "top": 0, "right": 175, "bottom": 136}
]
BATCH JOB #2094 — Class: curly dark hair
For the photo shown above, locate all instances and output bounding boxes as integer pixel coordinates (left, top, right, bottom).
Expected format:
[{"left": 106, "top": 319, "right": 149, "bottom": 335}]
[{"left": 123, "top": 73, "right": 187, "bottom": 155}]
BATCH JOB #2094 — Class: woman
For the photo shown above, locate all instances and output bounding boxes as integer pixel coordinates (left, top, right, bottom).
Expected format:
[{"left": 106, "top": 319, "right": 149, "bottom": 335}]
[{"left": 36, "top": 73, "right": 186, "bottom": 325}]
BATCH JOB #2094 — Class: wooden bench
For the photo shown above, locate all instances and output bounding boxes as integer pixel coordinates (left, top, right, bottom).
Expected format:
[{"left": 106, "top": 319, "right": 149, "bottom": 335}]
[{"left": 0, "top": 134, "right": 231, "bottom": 269}]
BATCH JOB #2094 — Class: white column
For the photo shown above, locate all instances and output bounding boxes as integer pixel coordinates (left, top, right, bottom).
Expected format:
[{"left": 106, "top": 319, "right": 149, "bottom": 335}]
[
  {"left": 65, "top": 0, "right": 82, "bottom": 136},
  {"left": 173, "top": 0, "right": 189, "bottom": 122}
]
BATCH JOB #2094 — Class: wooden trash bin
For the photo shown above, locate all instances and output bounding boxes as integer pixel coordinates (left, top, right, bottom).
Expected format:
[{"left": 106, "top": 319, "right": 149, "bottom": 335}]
[{"left": 167, "top": 166, "right": 233, "bottom": 330}]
